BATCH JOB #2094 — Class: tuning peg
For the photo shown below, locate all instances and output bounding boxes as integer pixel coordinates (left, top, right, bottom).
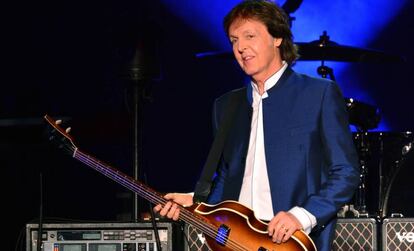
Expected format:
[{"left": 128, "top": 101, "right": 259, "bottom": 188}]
[
  {"left": 66, "top": 127, "right": 72, "bottom": 133},
  {"left": 56, "top": 120, "right": 62, "bottom": 125}
]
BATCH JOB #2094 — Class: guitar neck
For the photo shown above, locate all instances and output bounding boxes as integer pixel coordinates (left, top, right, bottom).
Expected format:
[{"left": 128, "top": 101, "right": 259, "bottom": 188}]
[
  {"left": 73, "top": 149, "right": 167, "bottom": 208},
  {"left": 72, "top": 149, "right": 210, "bottom": 232},
  {"left": 44, "top": 114, "right": 195, "bottom": 222}
]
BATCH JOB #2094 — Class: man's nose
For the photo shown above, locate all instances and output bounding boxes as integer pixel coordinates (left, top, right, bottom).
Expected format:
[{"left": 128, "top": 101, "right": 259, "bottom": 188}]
[{"left": 237, "top": 41, "right": 247, "bottom": 53}]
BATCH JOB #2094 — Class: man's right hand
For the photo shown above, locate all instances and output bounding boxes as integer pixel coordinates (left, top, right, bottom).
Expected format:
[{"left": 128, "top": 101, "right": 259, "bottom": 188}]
[{"left": 153, "top": 193, "right": 194, "bottom": 221}]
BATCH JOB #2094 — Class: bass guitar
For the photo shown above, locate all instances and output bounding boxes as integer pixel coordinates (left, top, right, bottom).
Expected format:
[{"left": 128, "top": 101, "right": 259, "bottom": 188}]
[{"left": 44, "top": 114, "right": 317, "bottom": 251}]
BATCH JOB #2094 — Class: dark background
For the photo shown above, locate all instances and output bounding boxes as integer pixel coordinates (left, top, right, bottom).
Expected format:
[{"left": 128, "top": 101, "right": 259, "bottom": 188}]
[{"left": 3, "top": 0, "right": 414, "bottom": 250}]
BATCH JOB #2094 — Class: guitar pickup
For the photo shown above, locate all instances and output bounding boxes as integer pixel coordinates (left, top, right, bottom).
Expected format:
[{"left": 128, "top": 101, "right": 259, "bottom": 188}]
[{"left": 215, "top": 224, "right": 230, "bottom": 246}]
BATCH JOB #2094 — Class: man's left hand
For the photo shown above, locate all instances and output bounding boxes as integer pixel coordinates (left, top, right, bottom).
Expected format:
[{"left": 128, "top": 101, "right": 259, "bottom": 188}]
[{"left": 267, "top": 211, "right": 303, "bottom": 243}]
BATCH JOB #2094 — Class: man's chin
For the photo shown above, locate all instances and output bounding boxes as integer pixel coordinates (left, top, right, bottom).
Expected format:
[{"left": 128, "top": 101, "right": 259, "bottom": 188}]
[{"left": 242, "top": 68, "right": 257, "bottom": 77}]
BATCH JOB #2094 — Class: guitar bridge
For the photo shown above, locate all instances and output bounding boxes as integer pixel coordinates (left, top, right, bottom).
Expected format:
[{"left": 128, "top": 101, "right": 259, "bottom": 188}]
[{"left": 215, "top": 224, "right": 230, "bottom": 246}]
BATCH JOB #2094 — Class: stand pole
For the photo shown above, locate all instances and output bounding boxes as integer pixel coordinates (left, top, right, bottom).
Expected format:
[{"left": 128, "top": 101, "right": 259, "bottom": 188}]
[
  {"left": 131, "top": 82, "right": 146, "bottom": 221},
  {"left": 355, "top": 130, "right": 369, "bottom": 216}
]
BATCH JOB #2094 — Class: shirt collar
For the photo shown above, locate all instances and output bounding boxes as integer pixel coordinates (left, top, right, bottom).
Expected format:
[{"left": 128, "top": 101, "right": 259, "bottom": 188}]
[{"left": 250, "top": 61, "right": 288, "bottom": 99}]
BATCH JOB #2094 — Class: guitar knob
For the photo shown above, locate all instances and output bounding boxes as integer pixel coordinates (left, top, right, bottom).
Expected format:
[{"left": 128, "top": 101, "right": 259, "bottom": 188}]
[
  {"left": 56, "top": 120, "right": 62, "bottom": 125},
  {"left": 66, "top": 127, "right": 72, "bottom": 133}
]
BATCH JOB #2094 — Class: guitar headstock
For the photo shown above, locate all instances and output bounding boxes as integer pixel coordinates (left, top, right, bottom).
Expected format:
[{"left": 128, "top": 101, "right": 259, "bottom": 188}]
[{"left": 44, "top": 114, "right": 77, "bottom": 155}]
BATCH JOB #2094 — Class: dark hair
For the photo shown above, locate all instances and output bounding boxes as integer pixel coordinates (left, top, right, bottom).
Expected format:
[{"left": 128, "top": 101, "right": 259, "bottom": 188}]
[{"left": 223, "top": 0, "right": 298, "bottom": 64}]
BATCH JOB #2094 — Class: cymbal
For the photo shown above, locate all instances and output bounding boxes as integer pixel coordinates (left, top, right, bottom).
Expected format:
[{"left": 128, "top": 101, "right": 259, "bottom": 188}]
[
  {"left": 195, "top": 50, "right": 233, "bottom": 60},
  {"left": 296, "top": 41, "right": 405, "bottom": 63},
  {"left": 196, "top": 31, "right": 405, "bottom": 63}
]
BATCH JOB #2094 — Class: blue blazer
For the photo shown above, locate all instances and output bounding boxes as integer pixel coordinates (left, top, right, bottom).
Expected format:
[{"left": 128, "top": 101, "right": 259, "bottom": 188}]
[{"left": 207, "top": 68, "right": 360, "bottom": 251}]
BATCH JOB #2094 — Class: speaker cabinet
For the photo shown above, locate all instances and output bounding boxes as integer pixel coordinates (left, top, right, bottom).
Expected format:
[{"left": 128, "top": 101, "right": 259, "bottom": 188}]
[
  {"left": 184, "top": 224, "right": 211, "bottom": 251},
  {"left": 185, "top": 218, "right": 378, "bottom": 251},
  {"left": 332, "top": 218, "right": 377, "bottom": 251},
  {"left": 382, "top": 218, "right": 414, "bottom": 251}
]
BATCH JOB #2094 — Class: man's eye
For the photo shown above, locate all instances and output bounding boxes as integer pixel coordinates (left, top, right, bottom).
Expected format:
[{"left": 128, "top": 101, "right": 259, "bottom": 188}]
[{"left": 246, "top": 35, "right": 254, "bottom": 39}]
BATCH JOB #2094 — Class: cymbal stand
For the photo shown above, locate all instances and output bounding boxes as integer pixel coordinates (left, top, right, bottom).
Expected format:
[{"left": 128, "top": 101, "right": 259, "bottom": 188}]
[
  {"left": 380, "top": 136, "right": 413, "bottom": 218},
  {"left": 314, "top": 36, "right": 370, "bottom": 216},
  {"left": 316, "top": 31, "right": 336, "bottom": 82},
  {"left": 354, "top": 130, "right": 370, "bottom": 217},
  {"left": 317, "top": 62, "right": 335, "bottom": 81},
  {"left": 337, "top": 131, "right": 370, "bottom": 218}
]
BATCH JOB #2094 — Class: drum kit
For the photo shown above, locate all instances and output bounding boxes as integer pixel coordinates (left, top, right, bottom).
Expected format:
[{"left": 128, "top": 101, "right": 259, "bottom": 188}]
[{"left": 195, "top": 31, "right": 413, "bottom": 219}]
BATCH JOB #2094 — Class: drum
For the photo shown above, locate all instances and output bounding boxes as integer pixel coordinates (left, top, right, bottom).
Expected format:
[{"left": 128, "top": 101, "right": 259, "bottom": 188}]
[{"left": 351, "top": 131, "right": 413, "bottom": 218}]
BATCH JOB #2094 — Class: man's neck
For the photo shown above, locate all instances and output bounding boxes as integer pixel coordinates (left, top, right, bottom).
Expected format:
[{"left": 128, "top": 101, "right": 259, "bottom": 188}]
[{"left": 252, "top": 64, "right": 285, "bottom": 95}]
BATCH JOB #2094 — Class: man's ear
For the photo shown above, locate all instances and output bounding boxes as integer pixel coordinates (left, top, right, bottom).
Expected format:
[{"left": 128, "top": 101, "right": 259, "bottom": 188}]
[{"left": 274, "top": 38, "right": 283, "bottom": 47}]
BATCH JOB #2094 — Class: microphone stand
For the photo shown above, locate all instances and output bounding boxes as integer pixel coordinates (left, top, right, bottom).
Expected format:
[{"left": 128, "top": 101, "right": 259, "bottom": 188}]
[
  {"left": 125, "top": 40, "right": 157, "bottom": 221},
  {"left": 131, "top": 79, "right": 145, "bottom": 222},
  {"left": 122, "top": 27, "right": 161, "bottom": 244},
  {"left": 36, "top": 173, "right": 43, "bottom": 251},
  {"left": 144, "top": 173, "right": 162, "bottom": 251}
]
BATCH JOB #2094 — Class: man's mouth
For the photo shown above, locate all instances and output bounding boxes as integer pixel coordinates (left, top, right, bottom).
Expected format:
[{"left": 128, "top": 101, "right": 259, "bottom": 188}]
[{"left": 242, "top": 55, "right": 254, "bottom": 62}]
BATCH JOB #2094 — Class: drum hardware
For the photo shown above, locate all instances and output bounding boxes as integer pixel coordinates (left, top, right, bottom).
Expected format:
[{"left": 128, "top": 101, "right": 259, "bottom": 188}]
[
  {"left": 195, "top": 31, "right": 405, "bottom": 63},
  {"left": 345, "top": 99, "right": 380, "bottom": 217},
  {"left": 309, "top": 31, "right": 337, "bottom": 81},
  {"left": 340, "top": 95, "right": 381, "bottom": 218},
  {"left": 380, "top": 134, "right": 413, "bottom": 218},
  {"left": 402, "top": 142, "right": 412, "bottom": 155},
  {"left": 310, "top": 33, "right": 382, "bottom": 131},
  {"left": 311, "top": 33, "right": 380, "bottom": 217},
  {"left": 352, "top": 132, "right": 371, "bottom": 217},
  {"left": 294, "top": 31, "right": 406, "bottom": 63},
  {"left": 337, "top": 204, "right": 365, "bottom": 218},
  {"left": 348, "top": 132, "right": 414, "bottom": 219},
  {"left": 316, "top": 64, "right": 335, "bottom": 81},
  {"left": 280, "top": 0, "right": 303, "bottom": 27},
  {"left": 345, "top": 98, "right": 381, "bottom": 131}
]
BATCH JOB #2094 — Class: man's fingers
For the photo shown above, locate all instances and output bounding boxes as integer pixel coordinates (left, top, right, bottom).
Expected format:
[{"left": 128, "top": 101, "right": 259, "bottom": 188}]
[
  {"left": 153, "top": 204, "right": 162, "bottom": 212},
  {"left": 268, "top": 211, "right": 303, "bottom": 243},
  {"left": 268, "top": 217, "right": 280, "bottom": 236},
  {"left": 283, "top": 227, "right": 296, "bottom": 242},
  {"left": 152, "top": 193, "right": 191, "bottom": 221},
  {"left": 167, "top": 202, "right": 179, "bottom": 218},
  {"left": 172, "top": 208, "right": 180, "bottom": 221},
  {"left": 274, "top": 224, "right": 286, "bottom": 243},
  {"left": 159, "top": 201, "right": 172, "bottom": 216}
]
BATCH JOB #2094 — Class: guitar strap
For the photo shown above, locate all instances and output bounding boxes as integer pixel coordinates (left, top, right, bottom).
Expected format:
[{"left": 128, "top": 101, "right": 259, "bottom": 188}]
[{"left": 193, "top": 90, "right": 243, "bottom": 203}]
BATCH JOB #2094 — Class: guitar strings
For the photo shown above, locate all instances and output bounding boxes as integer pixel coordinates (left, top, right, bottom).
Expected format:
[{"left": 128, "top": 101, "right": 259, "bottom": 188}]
[
  {"left": 71, "top": 148, "right": 249, "bottom": 251},
  {"left": 73, "top": 151, "right": 246, "bottom": 251},
  {"left": 74, "top": 150, "right": 247, "bottom": 250}
]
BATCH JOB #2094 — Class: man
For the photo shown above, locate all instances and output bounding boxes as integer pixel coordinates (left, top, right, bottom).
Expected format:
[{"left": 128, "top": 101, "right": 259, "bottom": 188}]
[{"left": 154, "top": 1, "right": 360, "bottom": 250}]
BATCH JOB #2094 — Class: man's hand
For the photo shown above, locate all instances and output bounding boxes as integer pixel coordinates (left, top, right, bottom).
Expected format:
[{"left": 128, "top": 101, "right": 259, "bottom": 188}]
[
  {"left": 268, "top": 211, "right": 303, "bottom": 243},
  {"left": 153, "top": 193, "right": 194, "bottom": 221}
]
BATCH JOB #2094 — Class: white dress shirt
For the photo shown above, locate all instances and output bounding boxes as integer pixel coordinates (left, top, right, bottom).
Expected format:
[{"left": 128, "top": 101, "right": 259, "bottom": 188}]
[{"left": 238, "top": 62, "right": 317, "bottom": 234}]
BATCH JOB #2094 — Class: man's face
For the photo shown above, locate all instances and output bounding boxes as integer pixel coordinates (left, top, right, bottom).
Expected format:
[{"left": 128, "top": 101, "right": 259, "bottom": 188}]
[{"left": 229, "top": 18, "right": 282, "bottom": 83}]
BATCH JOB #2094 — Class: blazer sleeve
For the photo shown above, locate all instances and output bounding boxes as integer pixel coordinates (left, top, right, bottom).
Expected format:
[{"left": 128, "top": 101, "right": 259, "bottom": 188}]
[
  {"left": 206, "top": 97, "right": 227, "bottom": 204},
  {"left": 302, "top": 82, "right": 360, "bottom": 227}
]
